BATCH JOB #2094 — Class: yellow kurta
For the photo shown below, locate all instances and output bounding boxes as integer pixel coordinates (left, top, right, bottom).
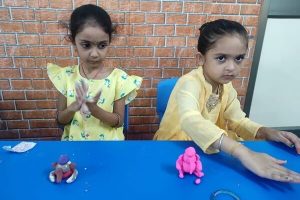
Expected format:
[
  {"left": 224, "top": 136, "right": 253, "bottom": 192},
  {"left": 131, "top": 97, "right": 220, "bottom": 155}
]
[
  {"left": 154, "top": 67, "right": 262, "bottom": 153},
  {"left": 47, "top": 63, "right": 142, "bottom": 141}
]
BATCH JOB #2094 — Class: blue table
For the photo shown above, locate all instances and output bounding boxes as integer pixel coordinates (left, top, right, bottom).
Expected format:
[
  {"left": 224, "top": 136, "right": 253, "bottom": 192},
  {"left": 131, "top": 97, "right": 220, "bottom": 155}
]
[{"left": 0, "top": 141, "right": 299, "bottom": 199}]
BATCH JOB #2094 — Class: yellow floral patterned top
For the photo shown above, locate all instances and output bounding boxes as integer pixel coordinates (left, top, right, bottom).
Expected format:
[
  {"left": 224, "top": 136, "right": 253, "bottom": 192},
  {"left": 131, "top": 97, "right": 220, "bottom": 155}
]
[{"left": 47, "top": 63, "right": 142, "bottom": 141}]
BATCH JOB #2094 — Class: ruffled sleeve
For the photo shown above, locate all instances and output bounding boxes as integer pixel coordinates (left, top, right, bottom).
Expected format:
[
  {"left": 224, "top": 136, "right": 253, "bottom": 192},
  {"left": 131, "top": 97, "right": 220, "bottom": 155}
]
[
  {"left": 47, "top": 63, "right": 71, "bottom": 97},
  {"left": 114, "top": 69, "right": 142, "bottom": 104}
]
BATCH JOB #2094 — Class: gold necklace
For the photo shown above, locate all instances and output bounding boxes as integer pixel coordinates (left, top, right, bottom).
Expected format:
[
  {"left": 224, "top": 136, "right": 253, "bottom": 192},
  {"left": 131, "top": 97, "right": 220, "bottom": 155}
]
[
  {"left": 81, "top": 65, "right": 101, "bottom": 80},
  {"left": 206, "top": 84, "right": 221, "bottom": 112}
]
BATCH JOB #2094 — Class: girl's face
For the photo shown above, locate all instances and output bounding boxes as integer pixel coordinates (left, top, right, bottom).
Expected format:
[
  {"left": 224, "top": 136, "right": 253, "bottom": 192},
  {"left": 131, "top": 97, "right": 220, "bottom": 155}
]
[
  {"left": 199, "top": 35, "right": 247, "bottom": 86},
  {"left": 74, "top": 25, "right": 110, "bottom": 69}
]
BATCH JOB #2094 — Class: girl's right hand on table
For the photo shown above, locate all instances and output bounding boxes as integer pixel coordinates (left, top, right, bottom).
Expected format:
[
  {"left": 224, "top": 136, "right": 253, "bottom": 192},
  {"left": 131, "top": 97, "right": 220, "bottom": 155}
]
[{"left": 235, "top": 146, "right": 300, "bottom": 183}]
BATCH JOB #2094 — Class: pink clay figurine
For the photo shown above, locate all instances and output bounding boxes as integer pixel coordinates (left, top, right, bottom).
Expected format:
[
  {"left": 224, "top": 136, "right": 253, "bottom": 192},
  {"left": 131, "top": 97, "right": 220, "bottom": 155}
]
[{"left": 176, "top": 147, "right": 204, "bottom": 184}]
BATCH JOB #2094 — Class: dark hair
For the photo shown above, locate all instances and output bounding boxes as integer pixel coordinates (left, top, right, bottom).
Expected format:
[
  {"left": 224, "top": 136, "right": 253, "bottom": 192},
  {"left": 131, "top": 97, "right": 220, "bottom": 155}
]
[
  {"left": 197, "top": 19, "right": 248, "bottom": 54},
  {"left": 69, "top": 4, "right": 114, "bottom": 43}
]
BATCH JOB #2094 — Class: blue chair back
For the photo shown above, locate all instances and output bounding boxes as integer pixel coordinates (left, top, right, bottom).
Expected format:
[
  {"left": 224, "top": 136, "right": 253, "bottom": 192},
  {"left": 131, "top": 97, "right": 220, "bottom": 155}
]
[
  {"left": 156, "top": 77, "right": 179, "bottom": 121},
  {"left": 123, "top": 104, "right": 129, "bottom": 138}
]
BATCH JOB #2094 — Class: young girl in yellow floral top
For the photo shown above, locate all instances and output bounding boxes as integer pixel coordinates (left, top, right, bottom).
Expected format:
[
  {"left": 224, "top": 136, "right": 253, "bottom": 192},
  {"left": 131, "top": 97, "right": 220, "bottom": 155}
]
[
  {"left": 47, "top": 4, "right": 142, "bottom": 141},
  {"left": 154, "top": 19, "right": 300, "bottom": 183}
]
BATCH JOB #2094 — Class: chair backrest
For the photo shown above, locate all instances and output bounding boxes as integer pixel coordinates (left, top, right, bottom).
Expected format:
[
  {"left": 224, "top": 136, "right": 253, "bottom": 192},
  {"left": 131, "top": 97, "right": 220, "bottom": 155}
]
[
  {"left": 123, "top": 104, "right": 129, "bottom": 138},
  {"left": 156, "top": 77, "right": 179, "bottom": 121}
]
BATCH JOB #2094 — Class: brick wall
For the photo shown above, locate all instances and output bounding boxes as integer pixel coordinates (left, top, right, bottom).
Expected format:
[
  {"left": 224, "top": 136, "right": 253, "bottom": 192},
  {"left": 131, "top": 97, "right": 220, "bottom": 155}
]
[{"left": 0, "top": 0, "right": 262, "bottom": 140}]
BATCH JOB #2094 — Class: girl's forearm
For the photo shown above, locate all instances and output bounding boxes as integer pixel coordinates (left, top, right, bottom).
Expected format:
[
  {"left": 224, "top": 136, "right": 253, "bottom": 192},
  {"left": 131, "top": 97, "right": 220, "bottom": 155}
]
[
  {"left": 57, "top": 106, "right": 77, "bottom": 125},
  {"left": 211, "top": 135, "right": 251, "bottom": 159},
  {"left": 87, "top": 103, "right": 122, "bottom": 127}
]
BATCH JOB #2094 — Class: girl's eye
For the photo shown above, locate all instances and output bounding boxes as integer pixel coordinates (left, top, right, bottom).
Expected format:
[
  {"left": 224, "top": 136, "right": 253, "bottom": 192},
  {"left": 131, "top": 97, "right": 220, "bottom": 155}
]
[
  {"left": 216, "top": 55, "right": 226, "bottom": 62},
  {"left": 235, "top": 55, "right": 245, "bottom": 62},
  {"left": 81, "top": 43, "right": 91, "bottom": 49},
  {"left": 98, "top": 43, "right": 108, "bottom": 49}
]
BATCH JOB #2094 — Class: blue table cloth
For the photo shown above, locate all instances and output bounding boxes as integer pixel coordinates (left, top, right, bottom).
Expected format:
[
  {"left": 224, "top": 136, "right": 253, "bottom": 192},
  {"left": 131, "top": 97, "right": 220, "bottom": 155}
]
[{"left": 0, "top": 141, "right": 299, "bottom": 199}]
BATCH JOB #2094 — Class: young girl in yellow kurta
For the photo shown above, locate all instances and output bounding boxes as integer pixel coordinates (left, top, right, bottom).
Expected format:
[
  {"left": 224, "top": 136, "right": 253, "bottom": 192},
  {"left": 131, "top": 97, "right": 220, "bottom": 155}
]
[
  {"left": 47, "top": 4, "right": 142, "bottom": 141},
  {"left": 154, "top": 19, "right": 300, "bottom": 183}
]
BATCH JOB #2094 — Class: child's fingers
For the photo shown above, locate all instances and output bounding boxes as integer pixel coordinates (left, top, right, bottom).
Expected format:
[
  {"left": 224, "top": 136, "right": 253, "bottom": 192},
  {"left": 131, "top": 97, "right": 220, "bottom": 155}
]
[{"left": 281, "top": 131, "right": 300, "bottom": 154}]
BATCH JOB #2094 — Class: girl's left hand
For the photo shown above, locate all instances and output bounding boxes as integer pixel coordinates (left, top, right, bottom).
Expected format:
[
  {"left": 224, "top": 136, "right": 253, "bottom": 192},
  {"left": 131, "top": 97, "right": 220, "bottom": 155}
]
[{"left": 257, "top": 127, "right": 300, "bottom": 154}]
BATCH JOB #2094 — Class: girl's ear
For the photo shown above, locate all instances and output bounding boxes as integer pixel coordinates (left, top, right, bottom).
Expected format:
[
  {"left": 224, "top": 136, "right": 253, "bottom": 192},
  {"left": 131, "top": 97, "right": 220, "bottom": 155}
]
[{"left": 196, "top": 52, "right": 205, "bottom": 66}]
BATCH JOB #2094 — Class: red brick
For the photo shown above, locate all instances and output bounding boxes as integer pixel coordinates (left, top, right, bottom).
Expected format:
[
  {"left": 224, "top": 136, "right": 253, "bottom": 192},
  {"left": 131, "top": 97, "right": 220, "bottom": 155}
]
[
  {"left": 119, "top": 0, "right": 140, "bottom": 11},
  {"left": 18, "top": 34, "right": 40, "bottom": 45},
  {"left": 0, "top": 111, "right": 22, "bottom": 120},
  {"left": 166, "top": 14, "right": 187, "bottom": 24},
  {"left": 3, "top": 0, "right": 27, "bottom": 6},
  {"left": 7, "top": 46, "right": 29, "bottom": 56},
  {"left": 0, "top": 22, "right": 23, "bottom": 32},
  {"left": 0, "top": 101, "right": 15, "bottom": 110},
  {"left": 0, "top": 8, "right": 10, "bottom": 20},
  {"left": 100, "top": 0, "right": 119, "bottom": 10},
  {"left": 154, "top": 25, "right": 175, "bottom": 36},
  {"left": 175, "top": 47, "right": 195, "bottom": 58},
  {"left": 222, "top": 4, "right": 241, "bottom": 15},
  {"left": 0, "top": 130, "right": 20, "bottom": 139},
  {"left": 41, "top": 35, "right": 62, "bottom": 45},
  {"left": 127, "top": 13, "right": 145, "bottom": 23},
  {"left": 138, "top": 58, "right": 158, "bottom": 68},
  {"left": 23, "top": 110, "right": 56, "bottom": 119},
  {"left": 23, "top": 22, "right": 46, "bottom": 33},
  {"left": 130, "top": 107, "right": 156, "bottom": 116},
  {"left": 11, "top": 8, "right": 35, "bottom": 20},
  {"left": 36, "top": 100, "right": 57, "bottom": 109},
  {"left": 120, "top": 58, "right": 138, "bottom": 68},
  {"left": 26, "top": 91, "right": 48, "bottom": 100},
  {"left": 110, "top": 36, "right": 127, "bottom": 46},
  {"left": 129, "top": 116, "right": 159, "bottom": 124},
  {"left": 28, "top": 46, "right": 50, "bottom": 57},
  {"left": 14, "top": 58, "right": 35, "bottom": 68},
  {"left": 0, "top": 58, "right": 13, "bottom": 67},
  {"left": 19, "top": 128, "right": 61, "bottom": 138},
  {"left": 49, "top": 0, "right": 72, "bottom": 9},
  {"left": 133, "top": 25, "right": 153, "bottom": 35},
  {"left": 155, "top": 48, "right": 174, "bottom": 57},
  {"left": 184, "top": 2, "right": 203, "bottom": 13},
  {"left": 146, "top": 37, "right": 165, "bottom": 46},
  {"left": 162, "top": 2, "right": 183, "bottom": 12},
  {"left": 0, "top": 80, "right": 10, "bottom": 90},
  {"left": 130, "top": 98, "right": 152, "bottom": 107},
  {"left": 238, "top": 0, "right": 257, "bottom": 3},
  {"left": 28, "top": 0, "right": 49, "bottom": 8},
  {"left": 22, "top": 69, "right": 43, "bottom": 78},
  {"left": 35, "top": 10, "right": 57, "bottom": 21},
  {"left": 140, "top": 1, "right": 161, "bottom": 12},
  {"left": 0, "top": 68, "right": 21, "bottom": 78},
  {"left": 110, "top": 13, "right": 125, "bottom": 23},
  {"left": 16, "top": 101, "right": 37, "bottom": 110},
  {"left": 179, "top": 58, "right": 197, "bottom": 68},
  {"left": 176, "top": 26, "right": 195, "bottom": 36},
  {"left": 159, "top": 58, "right": 178, "bottom": 68},
  {"left": 11, "top": 80, "right": 32, "bottom": 89},
  {"left": 166, "top": 37, "right": 186, "bottom": 47},
  {"left": 241, "top": 5, "right": 260, "bottom": 15},
  {"left": 7, "top": 120, "right": 29, "bottom": 129},
  {"left": 188, "top": 14, "right": 207, "bottom": 25},
  {"left": 30, "top": 119, "right": 57, "bottom": 128},
  {"left": 2, "top": 91, "right": 25, "bottom": 100},
  {"left": 73, "top": 0, "right": 97, "bottom": 7},
  {"left": 133, "top": 48, "right": 153, "bottom": 57},
  {"left": 116, "top": 24, "right": 133, "bottom": 35},
  {"left": 144, "top": 69, "right": 162, "bottom": 78},
  {"left": 128, "top": 37, "right": 145, "bottom": 46},
  {"left": 243, "top": 16, "right": 259, "bottom": 26},
  {"left": 145, "top": 13, "right": 165, "bottom": 24},
  {"left": 163, "top": 68, "right": 182, "bottom": 78},
  {"left": 187, "top": 37, "right": 198, "bottom": 47},
  {"left": 50, "top": 46, "right": 71, "bottom": 57},
  {"left": 0, "top": 34, "right": 16, "bottom": 45},
  {"left": 126, "top": 69, "right": 144, "bottom": 77}
]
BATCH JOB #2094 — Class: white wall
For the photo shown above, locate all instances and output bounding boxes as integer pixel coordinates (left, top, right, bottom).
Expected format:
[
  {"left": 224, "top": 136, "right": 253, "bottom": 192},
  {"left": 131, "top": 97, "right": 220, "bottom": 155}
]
[{"left": 249, "top": 18, "right": 300, "bottom": 127}]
